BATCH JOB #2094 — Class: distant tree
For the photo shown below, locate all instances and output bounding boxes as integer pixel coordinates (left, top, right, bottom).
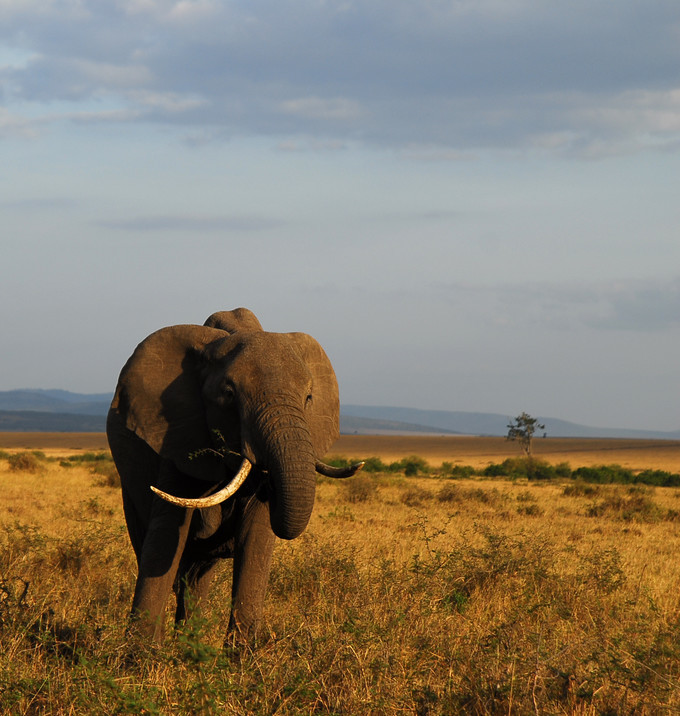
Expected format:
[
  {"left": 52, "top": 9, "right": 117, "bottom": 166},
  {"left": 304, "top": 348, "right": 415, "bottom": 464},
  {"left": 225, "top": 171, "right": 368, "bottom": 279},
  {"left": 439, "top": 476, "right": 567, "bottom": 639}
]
[{"left": 506, "top": 412, "right": 546, "bottom": 457}]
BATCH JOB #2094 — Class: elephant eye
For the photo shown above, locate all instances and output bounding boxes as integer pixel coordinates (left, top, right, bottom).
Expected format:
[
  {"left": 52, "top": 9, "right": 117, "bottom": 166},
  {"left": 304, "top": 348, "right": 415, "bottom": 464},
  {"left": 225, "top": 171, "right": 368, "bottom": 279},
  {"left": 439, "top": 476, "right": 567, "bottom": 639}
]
[
  {"left": 221, "top": 384, "right": 235, "bottom": 405},
  {"left": 305, "top": 393, "right": 313, "bottom": 408}
]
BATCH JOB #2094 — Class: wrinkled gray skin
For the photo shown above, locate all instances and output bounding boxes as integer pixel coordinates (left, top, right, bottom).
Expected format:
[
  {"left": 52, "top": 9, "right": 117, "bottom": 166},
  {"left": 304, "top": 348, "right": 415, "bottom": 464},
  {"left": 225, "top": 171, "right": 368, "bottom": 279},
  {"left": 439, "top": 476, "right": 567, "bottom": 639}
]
[{"left": 107, "top": 308, "right": 344, "bottom": 642}]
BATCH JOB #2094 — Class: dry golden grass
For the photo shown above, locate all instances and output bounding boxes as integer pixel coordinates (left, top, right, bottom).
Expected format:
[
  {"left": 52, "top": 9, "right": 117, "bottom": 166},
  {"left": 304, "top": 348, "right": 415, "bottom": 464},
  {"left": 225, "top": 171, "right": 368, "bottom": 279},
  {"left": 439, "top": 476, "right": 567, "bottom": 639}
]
[{"left": 2, "top": 436, "right": 680, "bottom": 713}]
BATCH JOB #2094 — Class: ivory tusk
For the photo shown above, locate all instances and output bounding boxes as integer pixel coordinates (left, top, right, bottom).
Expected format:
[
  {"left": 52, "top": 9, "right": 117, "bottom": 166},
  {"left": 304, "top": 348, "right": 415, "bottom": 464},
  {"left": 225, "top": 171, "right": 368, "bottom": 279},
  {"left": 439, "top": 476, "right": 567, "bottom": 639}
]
[
  {"left": 315, "top": 460, "right": 365, "bottom": 479},
  {"left": 151, "top": 458, "right": 252, "bottom": 508}
]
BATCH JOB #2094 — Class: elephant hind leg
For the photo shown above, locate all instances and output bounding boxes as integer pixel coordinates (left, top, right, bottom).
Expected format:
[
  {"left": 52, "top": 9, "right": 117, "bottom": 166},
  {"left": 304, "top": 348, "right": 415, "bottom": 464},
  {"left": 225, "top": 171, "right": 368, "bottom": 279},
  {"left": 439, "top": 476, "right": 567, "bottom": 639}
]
[{"left": 174, "top": 559, "right": 219, "bottom": 625}]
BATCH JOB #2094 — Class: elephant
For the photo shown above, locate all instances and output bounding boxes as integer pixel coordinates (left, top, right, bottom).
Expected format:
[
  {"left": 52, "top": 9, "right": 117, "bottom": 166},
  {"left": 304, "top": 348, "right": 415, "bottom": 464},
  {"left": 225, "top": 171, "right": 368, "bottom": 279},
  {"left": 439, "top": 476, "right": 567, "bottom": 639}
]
[{"left": 106, "top": 307, "right": 362, "bottom": 643}]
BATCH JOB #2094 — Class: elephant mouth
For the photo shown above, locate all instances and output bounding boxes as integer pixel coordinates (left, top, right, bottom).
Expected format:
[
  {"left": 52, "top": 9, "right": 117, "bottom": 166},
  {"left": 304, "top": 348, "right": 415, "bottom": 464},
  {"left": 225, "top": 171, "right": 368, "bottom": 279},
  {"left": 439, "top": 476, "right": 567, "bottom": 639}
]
[
  {"left": 150, "top": 457, "right": 365, "bottom": 510},
  {"left": 150, "top": 458, "right": 252, "bottom": 508}
]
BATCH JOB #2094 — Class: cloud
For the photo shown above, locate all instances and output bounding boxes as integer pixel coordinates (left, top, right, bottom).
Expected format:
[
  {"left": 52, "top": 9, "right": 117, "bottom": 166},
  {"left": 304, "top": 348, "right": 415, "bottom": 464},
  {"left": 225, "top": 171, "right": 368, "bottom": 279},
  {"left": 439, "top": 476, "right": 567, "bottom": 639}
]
[
  {"left": 1, "top": 1, "right": 680, "bottom": 154},
  {"left": 0, "top": 107, "right": 39, "bottom": 138},
  {"left": 98, "top": 214, "right": 283, "bottom": 232},
  {"left": 279, "top": 97, "right": 363, "bottom": 122},
  {"left": 585, "top": 279, "right": 680, "bottom": 331},
  {"left": 439, "top": 278, "right": 680, "bottom": 333}
]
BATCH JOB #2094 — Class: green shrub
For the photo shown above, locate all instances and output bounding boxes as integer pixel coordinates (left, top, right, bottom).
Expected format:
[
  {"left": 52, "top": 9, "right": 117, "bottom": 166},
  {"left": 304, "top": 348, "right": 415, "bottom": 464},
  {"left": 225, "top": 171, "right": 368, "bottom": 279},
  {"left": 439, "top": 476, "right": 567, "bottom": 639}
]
[
  {"left": 327, "top": 455, "right": 435, "bottom": 476},
  {"left": 483, "top": 457, "right": 558, "bottom": 481},
  {"left": 572, "top": 464, "right": 635, "bottom": 484},
  {"left": 526, "top": 460, "right": 558, "bottom": 480},
  {"left": 325, "top": 456, "right": 350, "bottom": 469},
  {"left": 387, "top": 455, "right": 430, "bottom": 476},
  {"left": 62, "top": 452, "right": 111, "bottom": 464},
  {"left": 361, "top": 456, "right": 389, "bottom": 473},
  {"left": 634, "top": 469, "right": 680, "bottom": 487},
  {"left": 402, "top": 455, "right": 430, "bottom": 476},
  {"left": 554, "top": 462, "right": 572, "bottom": 478},
  {"left": 439, "top": 462, "right": 475, "bottom": 478}
]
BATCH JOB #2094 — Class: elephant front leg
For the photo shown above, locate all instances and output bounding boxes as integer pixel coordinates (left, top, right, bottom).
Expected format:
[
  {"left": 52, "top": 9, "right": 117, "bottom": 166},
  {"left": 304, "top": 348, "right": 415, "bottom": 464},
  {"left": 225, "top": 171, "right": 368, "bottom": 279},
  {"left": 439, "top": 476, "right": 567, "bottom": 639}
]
[
  {"left": 228, "top": 498, "right": 276, "bottom": 640},
  {"left": 130, "top": 494, "right": 194, "bottom": 643}
]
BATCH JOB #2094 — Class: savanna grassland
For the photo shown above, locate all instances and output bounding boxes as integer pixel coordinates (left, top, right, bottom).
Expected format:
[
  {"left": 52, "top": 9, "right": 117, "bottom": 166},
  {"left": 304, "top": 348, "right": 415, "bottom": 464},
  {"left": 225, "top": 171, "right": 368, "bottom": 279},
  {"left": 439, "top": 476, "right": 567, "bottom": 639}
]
[{"left": 1, "top": 435, "right": 680, "bottom": 714}]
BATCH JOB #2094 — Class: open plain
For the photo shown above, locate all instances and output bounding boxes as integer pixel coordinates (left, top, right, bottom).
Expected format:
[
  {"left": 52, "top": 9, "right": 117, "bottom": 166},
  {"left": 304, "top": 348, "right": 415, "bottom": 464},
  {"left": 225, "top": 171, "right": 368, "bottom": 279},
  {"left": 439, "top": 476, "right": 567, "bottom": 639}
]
[
  {"left": 1, "top": 431, "right": 680, "bottom": 471},
  {"left": 1, "top": 433, "right": 680, "bottom": 713}
]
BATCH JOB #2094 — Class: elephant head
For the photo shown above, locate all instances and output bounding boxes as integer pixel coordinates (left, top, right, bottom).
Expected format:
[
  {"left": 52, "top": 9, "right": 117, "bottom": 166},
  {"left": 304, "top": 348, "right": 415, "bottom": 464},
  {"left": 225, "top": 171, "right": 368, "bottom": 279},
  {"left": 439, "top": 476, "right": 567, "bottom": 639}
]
[{"left": 110, "top": 308, "right": 360, "bottom": 541}]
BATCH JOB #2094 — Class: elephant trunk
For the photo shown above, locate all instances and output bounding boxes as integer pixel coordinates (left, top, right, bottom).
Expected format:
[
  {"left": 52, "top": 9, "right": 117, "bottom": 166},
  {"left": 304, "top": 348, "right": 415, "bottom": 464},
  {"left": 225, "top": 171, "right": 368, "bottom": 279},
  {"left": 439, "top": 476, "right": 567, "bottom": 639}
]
[{"left": 252, "top": 404, "right": 317, "bottom": 541}]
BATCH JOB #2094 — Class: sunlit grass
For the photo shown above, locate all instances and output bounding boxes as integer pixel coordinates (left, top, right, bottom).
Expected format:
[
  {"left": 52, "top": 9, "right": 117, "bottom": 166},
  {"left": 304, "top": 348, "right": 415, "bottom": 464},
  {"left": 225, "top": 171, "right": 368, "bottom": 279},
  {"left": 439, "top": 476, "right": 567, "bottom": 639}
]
[{"left": 1, "top": 450, "right": 680, "bottom": 713}]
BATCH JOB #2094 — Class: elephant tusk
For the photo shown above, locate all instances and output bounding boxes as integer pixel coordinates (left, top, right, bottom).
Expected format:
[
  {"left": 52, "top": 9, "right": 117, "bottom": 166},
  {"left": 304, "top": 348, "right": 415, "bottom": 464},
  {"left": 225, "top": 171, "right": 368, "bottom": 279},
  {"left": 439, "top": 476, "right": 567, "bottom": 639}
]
[
  {"left": 151, "top": 458, "right": 252, "bottom": 508},
  {"left": 315, "top": 460, "right": 365, "bottom": 479}
]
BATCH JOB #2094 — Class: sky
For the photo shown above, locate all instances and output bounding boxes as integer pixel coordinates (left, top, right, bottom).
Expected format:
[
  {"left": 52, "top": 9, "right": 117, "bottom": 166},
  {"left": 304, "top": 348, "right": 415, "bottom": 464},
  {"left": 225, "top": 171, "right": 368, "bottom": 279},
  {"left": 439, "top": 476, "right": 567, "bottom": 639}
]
[{"left": 1, "top": 0, "right": 679, "bottom": 432}]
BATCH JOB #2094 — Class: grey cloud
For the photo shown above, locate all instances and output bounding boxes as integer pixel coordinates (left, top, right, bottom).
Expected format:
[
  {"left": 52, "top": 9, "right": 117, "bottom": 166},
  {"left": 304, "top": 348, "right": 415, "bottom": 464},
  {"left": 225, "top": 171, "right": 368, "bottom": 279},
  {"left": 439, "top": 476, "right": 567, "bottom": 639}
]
[
  {"left": 440, "top": 278, "right": 680, "bottom": 333},
  {"left": 0, "top": 197, "right": 78, "bottom": 210},
  {"left": 585, "top": 279, "right": 680, "bottom": 331},
  {"left": 2, "top": 1, "right": 680, "bottom": 154},
  {"left": 98, "top": 215, "right": 283, "bottom": 232}
]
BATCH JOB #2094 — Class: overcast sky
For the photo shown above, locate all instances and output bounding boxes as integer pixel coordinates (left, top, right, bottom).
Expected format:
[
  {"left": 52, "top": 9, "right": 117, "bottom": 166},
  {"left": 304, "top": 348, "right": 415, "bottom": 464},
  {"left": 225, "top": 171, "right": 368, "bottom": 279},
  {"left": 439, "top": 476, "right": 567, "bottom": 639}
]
[{"left": 1, "top": 0, "right": 679, "bottom": 431}]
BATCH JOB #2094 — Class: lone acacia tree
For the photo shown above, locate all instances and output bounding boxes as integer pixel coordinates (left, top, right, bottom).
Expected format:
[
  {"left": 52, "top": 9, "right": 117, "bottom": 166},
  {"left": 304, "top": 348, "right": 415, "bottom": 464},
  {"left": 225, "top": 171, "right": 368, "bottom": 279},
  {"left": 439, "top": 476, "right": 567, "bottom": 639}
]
[{"left": 506, "top": 412, "right": 546, "bottom": 457}]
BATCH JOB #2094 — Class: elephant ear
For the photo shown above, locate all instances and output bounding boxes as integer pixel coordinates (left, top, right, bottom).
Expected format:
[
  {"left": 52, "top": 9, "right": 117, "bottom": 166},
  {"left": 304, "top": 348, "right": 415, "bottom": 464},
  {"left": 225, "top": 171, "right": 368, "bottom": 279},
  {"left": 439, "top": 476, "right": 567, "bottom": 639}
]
[
  {"left": 204, "top": 307, "right": 263, "bottom": 334},
  {"left": 110, "top": 324, "right": 228, "bottom": 481},
  {"left": 287, "top": 332, "right": 340, "bottom": 457}
]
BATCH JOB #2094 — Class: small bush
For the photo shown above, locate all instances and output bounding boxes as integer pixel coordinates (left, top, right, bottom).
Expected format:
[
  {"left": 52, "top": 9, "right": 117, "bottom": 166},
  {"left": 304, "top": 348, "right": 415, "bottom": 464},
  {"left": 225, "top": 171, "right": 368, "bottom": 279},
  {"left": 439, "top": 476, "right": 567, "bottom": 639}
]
[
  {"left": 517, "top": 503, "right": 544, "bottom": 517},
  {"left": 562, "top": 480, "right": 601, "bottom": 497},
  {"left": 92, "top": 462, "right": 120, "bottom": 488},
  {"left": 342, "top": 475, "right": 378, "bottom": 503},
  {"left": 437, "top": 484, "right": 462, "bottom": 503},
  {"left": 465, "top": 487, "right": 504, "bottom": 506},
  {"left": 586, "top": 493, "right": 666, "bottom": 522},
  {"left": 402, "top": 455, "right": 430, "bottom": 476},
  {"left": 8, "top": 452, "right": 43, "bottom": 473},
  {"left": 400, "top": 487, "right": 433, "bottom": 507},
  {"left": 439, "top": 462, "right": 475, "bottom": 479}
]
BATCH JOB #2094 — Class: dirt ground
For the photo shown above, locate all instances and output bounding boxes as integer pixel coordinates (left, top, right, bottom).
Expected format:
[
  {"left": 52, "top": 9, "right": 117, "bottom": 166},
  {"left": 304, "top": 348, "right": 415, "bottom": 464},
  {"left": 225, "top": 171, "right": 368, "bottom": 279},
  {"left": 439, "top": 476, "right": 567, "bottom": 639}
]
[{"left": 1, "top": 432, "right": 679, "bottom": 471}]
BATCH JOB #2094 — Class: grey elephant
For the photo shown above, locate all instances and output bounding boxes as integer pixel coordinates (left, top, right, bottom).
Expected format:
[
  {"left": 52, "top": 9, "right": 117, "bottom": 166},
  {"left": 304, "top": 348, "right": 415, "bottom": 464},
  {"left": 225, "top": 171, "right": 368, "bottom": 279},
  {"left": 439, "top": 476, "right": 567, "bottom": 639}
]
[{"left": 107, "top": 308, "right": 361, "bottom": 642}]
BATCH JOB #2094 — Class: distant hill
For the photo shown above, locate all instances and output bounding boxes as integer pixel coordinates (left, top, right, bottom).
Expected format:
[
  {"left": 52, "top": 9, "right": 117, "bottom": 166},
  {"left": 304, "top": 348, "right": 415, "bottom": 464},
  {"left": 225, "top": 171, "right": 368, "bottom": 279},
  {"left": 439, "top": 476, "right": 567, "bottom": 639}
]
[
  {"left": 339, "top": 415, "right": 460, "bottom": 436},
  {"left": 0, "top": 389, "right": 112, "bottom": 416},
  {"left": 0, "top": 410, "right": 106, "bottom": 432},
  {"left": 341, "top": 405, "right": 680, "bottom": 440},
  {"left": 0, "top": 390, "right": 678, "bottom": 439}
]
